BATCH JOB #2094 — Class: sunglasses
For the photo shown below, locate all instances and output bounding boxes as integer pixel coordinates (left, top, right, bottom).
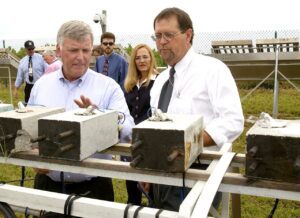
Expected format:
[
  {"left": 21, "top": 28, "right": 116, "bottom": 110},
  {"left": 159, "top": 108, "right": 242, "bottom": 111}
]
[
  {"left": 102, "top": 42, "right": 114, "bottom": 46},
  {"left": 27, "top": 48, "right": 34, "bottom": 51}
]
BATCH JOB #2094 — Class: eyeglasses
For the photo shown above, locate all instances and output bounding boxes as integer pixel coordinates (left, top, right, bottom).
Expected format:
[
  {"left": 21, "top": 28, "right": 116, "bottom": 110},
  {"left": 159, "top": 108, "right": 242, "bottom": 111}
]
[
  {"left": 102, "top": 42, "right": 114, "bottom": 46},
  {"left": 152, "top": 31, "right": 183, "bottom": 41}
]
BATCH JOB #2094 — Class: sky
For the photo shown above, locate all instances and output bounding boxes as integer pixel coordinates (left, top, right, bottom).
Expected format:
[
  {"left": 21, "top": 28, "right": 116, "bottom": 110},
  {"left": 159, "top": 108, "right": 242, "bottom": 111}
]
[{"left": 1, "top": 0, "right": 300, "bottom": 48}]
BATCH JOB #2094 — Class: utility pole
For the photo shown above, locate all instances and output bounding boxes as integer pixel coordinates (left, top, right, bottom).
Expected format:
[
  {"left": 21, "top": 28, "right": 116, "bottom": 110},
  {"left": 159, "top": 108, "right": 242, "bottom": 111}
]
[
  {"left": 100, "top": 10, "right": 107, "bottom": 33},
  {"left": 93, "top": 10, "right": 107, "bottom": 34}
]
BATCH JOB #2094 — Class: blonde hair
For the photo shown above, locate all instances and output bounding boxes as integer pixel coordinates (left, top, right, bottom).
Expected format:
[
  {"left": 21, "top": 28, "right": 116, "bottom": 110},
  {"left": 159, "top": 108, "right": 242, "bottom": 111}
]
[{"left": 124, "top": 44, "right": 157, "bottom": 92}]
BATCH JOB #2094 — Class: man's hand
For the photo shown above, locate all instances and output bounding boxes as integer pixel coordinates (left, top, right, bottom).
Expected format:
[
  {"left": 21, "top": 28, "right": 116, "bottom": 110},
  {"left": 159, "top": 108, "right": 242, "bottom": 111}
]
[
  {"left": 203, "top": 130, "right": 216, "bottom": 147},
  {"left": 74, "top": 95, "right": 95, "bottom": 108},
  {"left": 139, "top": 182, "right": 151, "bottom": 193}
]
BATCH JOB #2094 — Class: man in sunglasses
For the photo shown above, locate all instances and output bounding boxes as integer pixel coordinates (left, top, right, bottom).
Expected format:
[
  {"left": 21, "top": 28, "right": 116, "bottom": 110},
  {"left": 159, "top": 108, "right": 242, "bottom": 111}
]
[
  {"left": 14, "top": 40, "right": 46, "bottom": 104},
  {"left": 95, "top": 32, "right": 128, "bottom": 86}
]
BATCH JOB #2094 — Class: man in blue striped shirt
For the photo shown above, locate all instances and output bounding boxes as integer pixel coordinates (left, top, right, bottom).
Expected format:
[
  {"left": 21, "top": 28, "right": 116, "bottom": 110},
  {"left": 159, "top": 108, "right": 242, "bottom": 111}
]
[{"left": 28, "top": 20, "right": 134, "bottom": 216}]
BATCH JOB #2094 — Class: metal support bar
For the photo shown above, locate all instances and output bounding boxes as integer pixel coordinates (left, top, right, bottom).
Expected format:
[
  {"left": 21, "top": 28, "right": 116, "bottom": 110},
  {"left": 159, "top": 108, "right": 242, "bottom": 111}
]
[
  {"left": 179, "top": 181, "right": 205, "bottom": 218},
  {"left": 0, "top": 145, "right": 299, "bottom": 218},
  {"left": 241, "top": 70, "right": 275, "bottom": 102},
  {"left": 191, "top": 152, "right": 235, "bottom": 218},
  {"left": 277, "top": 70, "right": 300, "bottom": 92},
  {"left": 0, "top": 184, "right": 177, "bottom": 218},
  {"left": 272, "top": 45, "right": 280, "bottom": 118}
]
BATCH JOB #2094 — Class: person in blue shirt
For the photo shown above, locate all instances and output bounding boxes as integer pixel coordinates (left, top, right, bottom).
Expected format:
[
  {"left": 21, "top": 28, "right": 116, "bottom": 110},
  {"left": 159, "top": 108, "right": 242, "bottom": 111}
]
[
  {"left": 28, "top": 20, "right": 134, "bottom": 218},
  {"left": 95, "top": 32, "right": 128, "bottom": 86},
  {"left": 14, "top": 40, "right": 46, "bottom": 103}
]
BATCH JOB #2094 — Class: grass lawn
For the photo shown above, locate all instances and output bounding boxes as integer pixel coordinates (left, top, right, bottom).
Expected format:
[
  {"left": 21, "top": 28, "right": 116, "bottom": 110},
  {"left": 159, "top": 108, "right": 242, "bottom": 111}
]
[{"left": 0, "top": 82, "right": 300, "bottom": 217}]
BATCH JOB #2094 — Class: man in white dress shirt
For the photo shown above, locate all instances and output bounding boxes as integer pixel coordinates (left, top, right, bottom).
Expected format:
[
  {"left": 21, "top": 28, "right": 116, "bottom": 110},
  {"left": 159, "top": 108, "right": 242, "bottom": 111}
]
[{"left": 150, "top": 7, "right": 244, "bottom": 211}]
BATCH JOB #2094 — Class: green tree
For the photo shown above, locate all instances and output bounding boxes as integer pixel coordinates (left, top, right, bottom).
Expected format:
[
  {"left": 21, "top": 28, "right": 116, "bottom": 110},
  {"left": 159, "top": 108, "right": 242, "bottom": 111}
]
[
  {"left": 16, "top": 47, "right": 26, "bottom": 59},
  {"left": 124, "top": 44, "right": 133, "bottom": 56},
  {"left": 152, "top": 49, "right": 166, "bottom": 67}
]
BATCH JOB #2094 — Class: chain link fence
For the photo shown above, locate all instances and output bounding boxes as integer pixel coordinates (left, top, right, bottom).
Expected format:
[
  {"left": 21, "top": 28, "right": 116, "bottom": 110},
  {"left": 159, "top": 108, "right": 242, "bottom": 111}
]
[
  {"left": 114, "top": 29, "right": 300, "bottom": 55},
  {"left": 2, "top": 29, "right": 300, "bottom": 55}
]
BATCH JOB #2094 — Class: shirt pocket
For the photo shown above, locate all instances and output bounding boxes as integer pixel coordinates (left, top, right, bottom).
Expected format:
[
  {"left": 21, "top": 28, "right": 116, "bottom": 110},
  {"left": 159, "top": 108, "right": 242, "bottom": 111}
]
[{"left": 169, "top": 97, "right": 193, "bottom": 114}]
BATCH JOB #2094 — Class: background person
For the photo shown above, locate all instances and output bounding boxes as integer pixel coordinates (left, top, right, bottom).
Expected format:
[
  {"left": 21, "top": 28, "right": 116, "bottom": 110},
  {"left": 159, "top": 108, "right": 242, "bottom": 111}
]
[
  {"left": 42, "top": 49, "right": 62, "bottom": 74},
  {"left": 95, "top": 32, "right": 128, "bottom": 86},
  {"left": 14, "top": 40, "right": 46, "bottom": 103},
  {"left": 123, "top": 44, "right": 158, "bottom": 205},
  {"left": 28, "top": 20, "right": 134, "bottom": 217},
  {"left": 150, "top": 7, "right": 244, "bottom": 211}
]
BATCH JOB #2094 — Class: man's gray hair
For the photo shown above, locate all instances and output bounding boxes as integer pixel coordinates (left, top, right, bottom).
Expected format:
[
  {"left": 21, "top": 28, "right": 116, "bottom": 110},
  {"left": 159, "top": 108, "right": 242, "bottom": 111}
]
[
  {"left": 43, "top": 49, "right": 56, "bottom": 57},
  {"left": 56, "top": 20, "right": 94, "bottom": 45}
]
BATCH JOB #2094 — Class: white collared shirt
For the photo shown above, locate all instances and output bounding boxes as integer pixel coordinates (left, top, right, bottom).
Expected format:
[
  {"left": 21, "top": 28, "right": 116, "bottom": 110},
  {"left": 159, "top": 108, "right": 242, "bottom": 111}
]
[
  {"left": 151, "top": 48, "right": 244, "bottom": 150},
  {"left": 136, "top": 73, "right": 156, "bottom": 89}
]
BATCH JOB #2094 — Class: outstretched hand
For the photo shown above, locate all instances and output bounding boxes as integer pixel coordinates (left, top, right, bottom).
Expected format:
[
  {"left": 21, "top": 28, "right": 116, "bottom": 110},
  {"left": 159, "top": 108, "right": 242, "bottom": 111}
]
[{"left": 74, "top": 95, "right": 95, "bottom": 108}]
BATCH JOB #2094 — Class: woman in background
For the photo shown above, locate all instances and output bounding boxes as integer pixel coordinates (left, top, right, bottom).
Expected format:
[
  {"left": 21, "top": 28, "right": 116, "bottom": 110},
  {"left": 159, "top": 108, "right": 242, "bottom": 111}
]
[{"left": 123, "top": 44, "right": 158, "bottom": 205}]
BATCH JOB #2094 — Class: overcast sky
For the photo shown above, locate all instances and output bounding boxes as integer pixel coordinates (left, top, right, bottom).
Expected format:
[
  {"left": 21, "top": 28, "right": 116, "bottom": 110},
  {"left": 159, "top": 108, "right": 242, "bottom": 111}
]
[{"left": 1, "top": 0, "right": 299, "bottom": 42}]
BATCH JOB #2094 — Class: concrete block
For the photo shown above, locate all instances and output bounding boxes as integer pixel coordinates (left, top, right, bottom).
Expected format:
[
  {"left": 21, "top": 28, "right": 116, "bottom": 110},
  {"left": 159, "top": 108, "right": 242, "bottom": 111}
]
[
  {"left": 131, "top": 114, "right": 203, "bottom": 172},
  {"left": 0, "top": 107, "right": 65, "bottom": 154},
  {"left": 246, "top": 119, "right": 300, "bottom": 183},
  {"left": 38, "top": 108, "right": 119, "bottom": 161}
]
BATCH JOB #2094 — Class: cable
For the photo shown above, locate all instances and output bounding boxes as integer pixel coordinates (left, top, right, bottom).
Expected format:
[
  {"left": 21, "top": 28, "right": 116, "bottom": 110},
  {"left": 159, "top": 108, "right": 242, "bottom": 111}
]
[
  {"left": 133, "top": 206, "right": 144, "bottom": 218},
  {"left": 155, "top": 209, "right": 164, "bottom": 218},
  {"left": 96, "top": 108, "right": 126, "bottom": 124},
  {"left": 123, "top": 203, "right": 133, "bottom": 218},
  {"left": 64, "top": 193, "right": 76, "bottom": 217},
  {"left": 0, "top": 178, "right": 35, "bottom": 185},
  {"left": 60, "top": 171, "right": 66, "bottom": 194},
  {"left": 63, "top": 191, "right": 90, "bottom": 217},
  {"left": 268, "top": 198, "right": 279, "bottom": 218},
  {"left": 39, "top": 210, "right": 46, "bottom": 217},
  {"left": 24, "top": 207, "right": 29, "bottom": 218},
  {"left": 180, "top": 172, "right": 186, "bottom": 202},
  {"left": 0, "top": 202, "right": 16, "bottom": 218},
  {"left": 20, "top": 166, "right": 25, "bottom": 187}
]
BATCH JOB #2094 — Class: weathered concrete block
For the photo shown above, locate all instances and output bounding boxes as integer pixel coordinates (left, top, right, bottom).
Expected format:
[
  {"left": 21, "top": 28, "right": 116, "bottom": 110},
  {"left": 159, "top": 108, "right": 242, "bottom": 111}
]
[
  {"left": 246, "top": 119, "right": 300, "bottom": 183},
  {"left": 131, "top": 114, "right": 203, "bottom": 172},
  {"left": 0, "top": 107, "right": 64, "bottom": 154},
  {"left": 38, "top": 108, "right": 119, "bottom": 161},
  {"left": 0, "top": 104, "right": 13, "bottom": 112}
]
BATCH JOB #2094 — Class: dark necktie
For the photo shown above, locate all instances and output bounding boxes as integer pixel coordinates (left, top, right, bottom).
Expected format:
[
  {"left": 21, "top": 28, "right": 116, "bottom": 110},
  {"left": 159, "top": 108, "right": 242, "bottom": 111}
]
[
  {"left": 102, "top": 58, "right": 109, "bottom": 75},
  {"left": 158, "top": 67, "right": 176, "bottom": 112},
  {"left": 28, "top": 56, "right": 33, "bottom": 82}
]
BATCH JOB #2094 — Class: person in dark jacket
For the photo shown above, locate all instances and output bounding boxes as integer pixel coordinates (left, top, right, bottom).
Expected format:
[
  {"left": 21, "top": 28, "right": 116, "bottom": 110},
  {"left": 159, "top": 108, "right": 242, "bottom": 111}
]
[{"left": 122, "top": 44, "right": 158, "bottom": 205}]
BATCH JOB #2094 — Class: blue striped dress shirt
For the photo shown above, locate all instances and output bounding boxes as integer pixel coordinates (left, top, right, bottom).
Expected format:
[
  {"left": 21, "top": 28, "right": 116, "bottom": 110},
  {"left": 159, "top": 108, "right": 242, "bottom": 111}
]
[{"left": 28, "top": 68, "right": 134, "bottom": 182}]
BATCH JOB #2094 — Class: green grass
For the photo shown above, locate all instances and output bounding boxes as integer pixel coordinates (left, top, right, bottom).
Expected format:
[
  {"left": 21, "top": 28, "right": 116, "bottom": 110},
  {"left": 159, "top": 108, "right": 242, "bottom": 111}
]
[
  {"left": 233, "top": 87, "right": 300, "bottom": 218},
  {"left": 1, "top": 82, "right": 300, "bottom": 217}
]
